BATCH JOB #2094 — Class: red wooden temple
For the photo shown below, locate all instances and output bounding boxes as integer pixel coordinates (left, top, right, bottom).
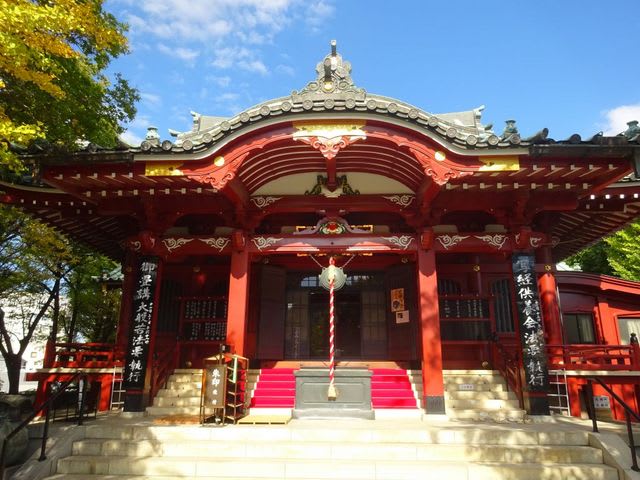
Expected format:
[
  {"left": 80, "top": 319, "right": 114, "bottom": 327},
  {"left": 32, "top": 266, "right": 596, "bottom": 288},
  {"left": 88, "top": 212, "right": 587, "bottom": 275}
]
[{"left": 4, "top": 42, "right": 640, "bottom": 419}]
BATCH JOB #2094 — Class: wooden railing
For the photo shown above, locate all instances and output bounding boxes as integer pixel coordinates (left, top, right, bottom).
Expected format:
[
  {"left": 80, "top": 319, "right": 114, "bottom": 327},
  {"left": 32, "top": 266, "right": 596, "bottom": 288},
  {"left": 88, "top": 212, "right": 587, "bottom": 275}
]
[
  {"left": 149, "top": 333, "right": 178, "bottom": 403},
  {"left": 547, "top": 344, "right": 640, "bottom": 371}
]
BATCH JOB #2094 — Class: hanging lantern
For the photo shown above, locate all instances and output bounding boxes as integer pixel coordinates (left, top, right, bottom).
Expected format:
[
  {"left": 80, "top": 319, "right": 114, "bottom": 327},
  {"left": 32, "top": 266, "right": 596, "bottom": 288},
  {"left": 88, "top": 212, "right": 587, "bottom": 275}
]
[{"left": 319, "top": 264, "right": 346, "bottom": 291}]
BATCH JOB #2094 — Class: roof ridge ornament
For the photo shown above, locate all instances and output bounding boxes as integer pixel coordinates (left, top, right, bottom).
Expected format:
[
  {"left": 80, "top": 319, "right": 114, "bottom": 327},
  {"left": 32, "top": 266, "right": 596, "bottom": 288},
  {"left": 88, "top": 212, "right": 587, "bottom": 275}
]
[{"left": 292, "top": 40, "right": 366, "bottom": 99}]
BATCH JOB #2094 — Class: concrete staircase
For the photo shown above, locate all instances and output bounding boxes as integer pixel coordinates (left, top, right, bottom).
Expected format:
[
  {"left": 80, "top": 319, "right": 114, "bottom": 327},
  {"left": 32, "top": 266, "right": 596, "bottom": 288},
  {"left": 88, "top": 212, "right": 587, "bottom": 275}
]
[
  {"left": 146, "top": 369, "right": 203, "bottom": 417},
  {"left": 41, "top": 419, "right": 617, "bottom": 479},
  {"left": 444, "top": 369, "right": 526, "bottom": 422}
]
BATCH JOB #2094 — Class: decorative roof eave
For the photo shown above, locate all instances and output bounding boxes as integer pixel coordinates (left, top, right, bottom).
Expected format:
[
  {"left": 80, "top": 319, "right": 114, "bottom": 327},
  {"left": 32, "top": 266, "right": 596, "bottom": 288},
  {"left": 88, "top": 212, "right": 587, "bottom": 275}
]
[
  {"left": 133, "top": 94, "right": 532, "bottom": 159},
  {"left": 0, "top": 179, "right": 65, "bottom": 195},
  {"left": 530, "top": 142, "right": 640, "bottom": 160},
  {"left": 555, "top": 271, "right": 640, "bottom": 295},
  {"left": 130, "top": 111, "right": 531, "bottom": 164},
  {"left": 21, "top": 150, "right": 134, "bottom": 166}
]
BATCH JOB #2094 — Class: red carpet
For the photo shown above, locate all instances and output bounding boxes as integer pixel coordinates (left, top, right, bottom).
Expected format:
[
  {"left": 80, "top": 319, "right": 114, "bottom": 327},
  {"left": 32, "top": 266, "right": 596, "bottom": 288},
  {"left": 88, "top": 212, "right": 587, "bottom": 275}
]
[
  {"left": 250, "top": 367, "right": 419, "bottom": 409},
  {"left": 249, "top": 368, "right": 297, "bottom": 408},
  {"left": 371, "top": 368, "right": 420, "bottom": 409}
]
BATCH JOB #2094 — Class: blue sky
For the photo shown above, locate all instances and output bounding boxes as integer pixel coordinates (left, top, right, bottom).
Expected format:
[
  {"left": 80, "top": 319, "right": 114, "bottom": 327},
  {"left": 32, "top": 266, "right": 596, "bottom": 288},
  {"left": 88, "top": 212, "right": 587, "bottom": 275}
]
[{"left": 105, "top": 0, "right": 640, "bottom": 146}]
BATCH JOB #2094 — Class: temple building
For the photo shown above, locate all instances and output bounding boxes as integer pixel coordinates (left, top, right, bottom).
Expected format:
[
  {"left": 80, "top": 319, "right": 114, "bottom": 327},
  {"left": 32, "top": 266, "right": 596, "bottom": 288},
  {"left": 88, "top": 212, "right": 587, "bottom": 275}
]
[{"left": 4, "top": 42, "right": 640, "bottom": 421}]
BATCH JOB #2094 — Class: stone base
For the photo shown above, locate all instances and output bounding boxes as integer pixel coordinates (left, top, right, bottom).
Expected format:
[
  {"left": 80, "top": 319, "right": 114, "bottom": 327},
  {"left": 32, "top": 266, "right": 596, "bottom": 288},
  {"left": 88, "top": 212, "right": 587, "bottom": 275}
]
[
  {"left": 292, "top": 408, "right": 375, "bottom": 419},
  {"left": 293, "top": 368, "right": 373, "bottom": 419}
]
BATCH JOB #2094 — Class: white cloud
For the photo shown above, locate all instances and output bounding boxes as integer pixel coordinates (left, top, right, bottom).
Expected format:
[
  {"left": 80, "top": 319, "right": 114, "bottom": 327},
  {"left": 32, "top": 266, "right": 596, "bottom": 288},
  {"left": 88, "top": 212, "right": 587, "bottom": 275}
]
[
  {"left": 140, "top": 92, "right": 162, "bottom": 107},
  {"left": 238, "top": 60, "right": 268, "bottom": 75},
  {"left": 601, "top": 104, "right": 640, "bottom": 136},
  {"left": 215, "top": 93, "right": 240, "bottom": 102},
  {"left": 276, "top": 64, "right": 295, "bottom": 76},
  {"left": 123, "top": 0, "right": 336, "bottom": 69},
  {"left": 119, "top": 130, "right": 143, "bottom": 147},
  {"left": 206, "top": 75, "right": 231, "bottom": 88},
  {"left": 157, "top": 43, "right": 200, "bottom": 62},
  {"left": 305, "top": 0, "right": 335, "bottom": 29}
]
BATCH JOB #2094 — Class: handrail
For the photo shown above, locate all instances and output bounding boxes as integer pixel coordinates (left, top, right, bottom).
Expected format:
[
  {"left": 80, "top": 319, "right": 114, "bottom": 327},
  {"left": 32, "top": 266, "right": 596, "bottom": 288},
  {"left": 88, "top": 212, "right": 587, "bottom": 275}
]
[
  {"left": 547, "top": 343, "right": 640, "bottom": 371},
  {"left": 586, "top": 377, "right": 640, "bottom": 472},
  {"left": 490, "top": 335, "right": 524, "bottom": 409},
  {"left": 150, "top": 342, "right": 176, "bottom": 403},
  {"left": 0, "top": 371, "right": 88, "bottom": 480}
]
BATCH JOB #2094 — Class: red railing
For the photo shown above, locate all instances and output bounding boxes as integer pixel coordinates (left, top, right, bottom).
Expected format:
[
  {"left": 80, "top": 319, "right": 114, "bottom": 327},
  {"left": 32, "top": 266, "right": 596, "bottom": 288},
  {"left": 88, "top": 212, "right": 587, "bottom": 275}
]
[
  {"left": 546, "top": 344, "right": 640, "bottom": 371},
  {"left": 47, "top": 342, "right": 125, "bottom": 368},
  {"left": 490, "top": 336, "right": 524, "bottom": 408},
  {"left": 149, "top": 333, "right": 179, "bottom": 403}
]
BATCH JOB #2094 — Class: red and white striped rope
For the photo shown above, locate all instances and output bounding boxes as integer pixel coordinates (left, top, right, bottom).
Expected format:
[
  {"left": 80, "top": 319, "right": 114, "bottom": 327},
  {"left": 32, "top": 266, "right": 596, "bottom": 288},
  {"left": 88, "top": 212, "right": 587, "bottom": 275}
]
[{"left": 328, "top": 257, "right": 336, "bottom": 394}]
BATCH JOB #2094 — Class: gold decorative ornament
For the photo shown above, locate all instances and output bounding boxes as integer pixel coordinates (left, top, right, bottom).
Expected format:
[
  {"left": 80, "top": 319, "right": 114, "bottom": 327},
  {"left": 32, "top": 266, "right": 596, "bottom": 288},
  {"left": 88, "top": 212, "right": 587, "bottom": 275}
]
[{"left": 145, "top": 162, "right": 184, "bottom": 176}]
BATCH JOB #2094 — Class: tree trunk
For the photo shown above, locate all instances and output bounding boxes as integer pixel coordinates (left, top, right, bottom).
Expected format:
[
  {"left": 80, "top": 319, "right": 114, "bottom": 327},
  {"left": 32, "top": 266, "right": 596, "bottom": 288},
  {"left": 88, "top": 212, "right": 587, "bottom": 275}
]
[
  {"left": 66, "top": 288, "right": 79, "bottom": 343},
  {"left": 4, "top": 353, "right": 22, "bottom": 394}
]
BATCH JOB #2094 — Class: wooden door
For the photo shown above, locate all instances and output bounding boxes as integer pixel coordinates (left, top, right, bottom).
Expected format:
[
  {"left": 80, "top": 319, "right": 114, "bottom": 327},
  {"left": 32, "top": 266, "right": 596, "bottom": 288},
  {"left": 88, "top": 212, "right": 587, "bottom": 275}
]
[
  {"left": 386, "top": 263, "right": 418, "bottom": 360},
  {"left": 256, "top": 265, "right": 286, "bottom": 359}
]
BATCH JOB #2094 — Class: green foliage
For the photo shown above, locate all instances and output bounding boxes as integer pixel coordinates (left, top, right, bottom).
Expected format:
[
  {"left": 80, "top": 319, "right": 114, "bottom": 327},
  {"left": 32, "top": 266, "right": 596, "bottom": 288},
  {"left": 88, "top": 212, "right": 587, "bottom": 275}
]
[
  {"left": 565, "top": 241, "right": 614, "bottom": 276},
  {"left": 0, "top": 0, "right": 139, "bottom": 167},
  {"left": 60, "top": 251, "right": 121, "bottom": 343},
  {"left": 565, "top": 220, "right": 640, "bottom": 282},
  {"left": 0, "top": 206, "right": 121, "bottom": 392},
  {"left": 605, "top": 220, "right": 640, "bottom": 281}
]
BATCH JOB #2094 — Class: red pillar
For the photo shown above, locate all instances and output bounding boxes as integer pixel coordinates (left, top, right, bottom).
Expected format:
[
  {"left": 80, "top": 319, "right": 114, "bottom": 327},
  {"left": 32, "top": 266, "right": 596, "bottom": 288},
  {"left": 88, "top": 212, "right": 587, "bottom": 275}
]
[
  {"left": 226, "top": 246, "right": 250, "bottom": 357},
  {"left": 537, "top": 247, "right": 563, "bottom": 345},
  {"left": 417, "top": 247, "right": 445, "bottom": 414}
]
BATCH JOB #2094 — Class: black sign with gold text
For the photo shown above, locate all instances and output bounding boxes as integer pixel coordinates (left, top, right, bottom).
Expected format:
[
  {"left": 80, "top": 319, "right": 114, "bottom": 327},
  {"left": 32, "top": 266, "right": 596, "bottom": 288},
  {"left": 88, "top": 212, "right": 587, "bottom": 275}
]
[
  {"left": 512, "top": 253, "right": 549, "bottom": 392},
  {"left": 123, "top": 257, "right": 159, "bottom": 390}
]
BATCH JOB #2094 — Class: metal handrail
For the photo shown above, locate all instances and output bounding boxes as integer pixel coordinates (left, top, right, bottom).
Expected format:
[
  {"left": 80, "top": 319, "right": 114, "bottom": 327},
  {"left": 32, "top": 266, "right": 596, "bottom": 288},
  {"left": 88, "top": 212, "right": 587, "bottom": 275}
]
[
  {"left": 586, "top": 377, "right": 640, "bottom": 472},
  {"left": 0, "top": 371, "right": 88, "bottom": 480}
]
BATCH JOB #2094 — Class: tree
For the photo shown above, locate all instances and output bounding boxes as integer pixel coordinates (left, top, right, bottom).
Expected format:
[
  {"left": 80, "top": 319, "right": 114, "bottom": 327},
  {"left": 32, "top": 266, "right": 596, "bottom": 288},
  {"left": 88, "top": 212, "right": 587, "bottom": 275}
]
[
  {"left": 0, "top": 205, "right": 73, "bottom": 393},
  {"left": 605, "top": 220, "right": 640, "bottom": 281},
  {"left": 0, "top": 0, "right": 138, "bottom": 168},
  {"left": 59, "top": 252, "right": 121, "bottom": 344},
  {"left": 564, "top": 241, "right": 614, "bottom": 276},
  {"left": 565, "top": 220, "right": 640, "bottom": 282}
]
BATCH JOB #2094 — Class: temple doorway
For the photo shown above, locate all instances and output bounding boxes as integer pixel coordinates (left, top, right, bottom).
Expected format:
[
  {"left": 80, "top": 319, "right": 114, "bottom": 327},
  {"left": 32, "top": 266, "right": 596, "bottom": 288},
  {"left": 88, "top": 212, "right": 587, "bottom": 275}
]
[{"left": 284, "top": 272, "right": 386, "bottom": 360}]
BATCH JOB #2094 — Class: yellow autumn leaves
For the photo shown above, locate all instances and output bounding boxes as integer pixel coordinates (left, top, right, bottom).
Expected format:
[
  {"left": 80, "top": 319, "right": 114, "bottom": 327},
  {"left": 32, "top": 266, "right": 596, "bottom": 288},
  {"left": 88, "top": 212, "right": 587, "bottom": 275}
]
[{"left": 0, "top": 0, "right": 129, "bottom": 167}]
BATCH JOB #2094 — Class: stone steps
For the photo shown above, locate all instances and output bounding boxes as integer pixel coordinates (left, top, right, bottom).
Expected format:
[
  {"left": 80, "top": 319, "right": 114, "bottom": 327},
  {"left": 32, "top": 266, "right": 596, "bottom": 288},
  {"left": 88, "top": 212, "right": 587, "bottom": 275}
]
[
  {"left": 43, "top": 423, "right": 616, "bottom": 480},
  {"left": 146, "top": 370, "right": 206, "bottom": 417},
  {"left": 442, "top": 369, "right": 525, "bottom": 422},
  {"left": 71, "top": 438, "right": 602, "bottom": 463}
]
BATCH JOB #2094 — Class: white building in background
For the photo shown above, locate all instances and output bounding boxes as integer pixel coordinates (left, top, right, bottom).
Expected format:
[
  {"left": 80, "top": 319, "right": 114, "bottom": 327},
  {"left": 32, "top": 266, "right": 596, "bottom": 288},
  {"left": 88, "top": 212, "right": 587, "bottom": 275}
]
[{"left": 0, "top": 294, "right": 53, "bottom": 392}]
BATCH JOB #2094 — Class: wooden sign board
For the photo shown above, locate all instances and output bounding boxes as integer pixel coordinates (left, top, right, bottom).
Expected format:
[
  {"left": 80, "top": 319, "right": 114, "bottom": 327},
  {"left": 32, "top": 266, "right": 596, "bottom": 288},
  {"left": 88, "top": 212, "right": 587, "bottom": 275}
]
[{"left": 203, "top": 364, "right": 227, "bottom": 409}]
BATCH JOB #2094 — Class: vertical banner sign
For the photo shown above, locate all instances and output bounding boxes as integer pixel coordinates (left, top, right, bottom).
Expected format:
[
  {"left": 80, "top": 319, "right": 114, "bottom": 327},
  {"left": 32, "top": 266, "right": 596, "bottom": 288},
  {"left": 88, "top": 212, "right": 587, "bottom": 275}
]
[
  {"left": 123, "top": 257, "right": 159, "bottom": 390},
  {"left": 512, "top": 253, "right": 549, "bottom": 392}
]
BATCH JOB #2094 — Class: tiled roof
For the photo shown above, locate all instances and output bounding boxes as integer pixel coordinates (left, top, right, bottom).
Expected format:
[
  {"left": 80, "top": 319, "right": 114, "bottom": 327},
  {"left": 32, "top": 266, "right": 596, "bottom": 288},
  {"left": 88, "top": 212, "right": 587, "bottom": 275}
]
[{"left": 131, "top": 41, "right": 640, "bottom": 156}]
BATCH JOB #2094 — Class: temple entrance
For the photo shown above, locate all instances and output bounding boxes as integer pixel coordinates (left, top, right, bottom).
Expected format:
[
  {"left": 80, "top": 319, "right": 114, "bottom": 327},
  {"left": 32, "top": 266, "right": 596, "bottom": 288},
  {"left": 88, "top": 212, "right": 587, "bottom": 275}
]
[{"left": 284, "top": 272, "right": 386, "bottom": 360}]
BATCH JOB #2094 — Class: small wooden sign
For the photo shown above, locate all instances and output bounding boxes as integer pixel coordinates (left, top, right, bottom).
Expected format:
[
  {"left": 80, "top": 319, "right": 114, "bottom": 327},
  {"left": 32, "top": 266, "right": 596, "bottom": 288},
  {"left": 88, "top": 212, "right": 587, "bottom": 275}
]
[{"left": 203, "top": 364, "right": 227, "bottom": 409}]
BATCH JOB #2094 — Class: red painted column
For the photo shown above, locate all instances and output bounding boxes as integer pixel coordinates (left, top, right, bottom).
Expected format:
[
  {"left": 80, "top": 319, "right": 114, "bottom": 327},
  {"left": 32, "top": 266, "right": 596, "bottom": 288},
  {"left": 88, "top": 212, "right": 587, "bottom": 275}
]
[
  {"left": 226, "top": 242, "right": 251, "bottom": 357},
  {"left": 536, "top": 247, "right": 563, "bottom": 345},
  {"left": 417, "top": 247, "right": 445, "bottom": 414}
]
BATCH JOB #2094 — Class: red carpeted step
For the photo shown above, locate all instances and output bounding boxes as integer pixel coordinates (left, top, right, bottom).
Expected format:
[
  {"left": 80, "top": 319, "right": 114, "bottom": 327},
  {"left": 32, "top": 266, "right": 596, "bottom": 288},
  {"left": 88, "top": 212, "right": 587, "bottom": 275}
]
[
  {"left": 249, "top": 368, "right": 298, "bottom": 408},
  {"left": 370, "top": 368, "right": 419, "bottom": 409}
]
